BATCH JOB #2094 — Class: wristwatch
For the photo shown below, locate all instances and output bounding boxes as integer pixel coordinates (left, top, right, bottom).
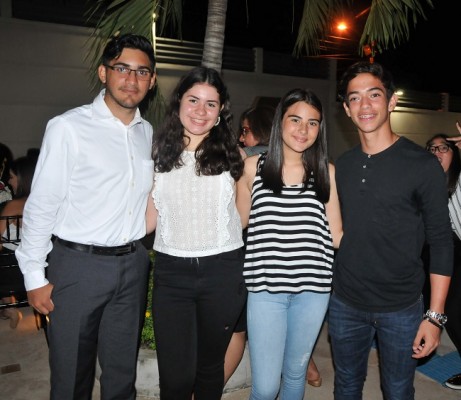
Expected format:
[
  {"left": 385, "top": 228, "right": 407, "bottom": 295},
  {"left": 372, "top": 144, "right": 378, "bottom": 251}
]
[{"left": 425, "top": 309, "right": 448, "bottom": 325}]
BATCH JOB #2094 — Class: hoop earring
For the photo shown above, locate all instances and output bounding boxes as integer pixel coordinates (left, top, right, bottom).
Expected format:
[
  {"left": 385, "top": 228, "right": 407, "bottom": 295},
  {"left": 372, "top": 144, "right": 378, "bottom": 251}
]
[{"left": 214, "top": 116, "right": 221, "bottom": 126}]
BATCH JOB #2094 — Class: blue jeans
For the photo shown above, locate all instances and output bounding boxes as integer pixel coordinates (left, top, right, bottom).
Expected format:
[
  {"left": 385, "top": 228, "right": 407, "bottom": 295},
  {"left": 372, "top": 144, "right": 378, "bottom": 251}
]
[
  {"left": 328, "top": 293, "right": 423, "bottom": 400},
  {"left": 247, "top": 290, "right": 330, "bottom": 400}
]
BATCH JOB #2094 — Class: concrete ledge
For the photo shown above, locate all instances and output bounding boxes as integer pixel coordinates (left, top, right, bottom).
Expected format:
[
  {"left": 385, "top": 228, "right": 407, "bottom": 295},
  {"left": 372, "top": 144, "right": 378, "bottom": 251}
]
[{"left": 97, "top": 344, "right": 252, "bottom": 398}]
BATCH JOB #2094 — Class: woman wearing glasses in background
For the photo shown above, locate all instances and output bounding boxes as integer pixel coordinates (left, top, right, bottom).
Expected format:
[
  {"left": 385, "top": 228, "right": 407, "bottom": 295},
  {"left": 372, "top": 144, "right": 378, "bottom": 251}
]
[
  {"left": 424, "top": 124, "right": 461, "bottom": 390},
  {"left": 238, "top": 106, "right": 274, "bottom": 158}
]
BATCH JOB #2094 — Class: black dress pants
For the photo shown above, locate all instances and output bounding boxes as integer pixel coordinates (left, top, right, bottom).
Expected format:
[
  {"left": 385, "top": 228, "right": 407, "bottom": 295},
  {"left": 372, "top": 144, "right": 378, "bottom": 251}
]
[{"left": 47, "top": 240, "right": 150, "bottom": 400}]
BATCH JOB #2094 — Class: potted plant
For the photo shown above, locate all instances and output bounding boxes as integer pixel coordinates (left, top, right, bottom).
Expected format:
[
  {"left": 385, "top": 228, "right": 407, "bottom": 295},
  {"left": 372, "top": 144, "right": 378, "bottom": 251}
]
[{"left": 140, "top": 250, "right": 156, "bottom": 351}]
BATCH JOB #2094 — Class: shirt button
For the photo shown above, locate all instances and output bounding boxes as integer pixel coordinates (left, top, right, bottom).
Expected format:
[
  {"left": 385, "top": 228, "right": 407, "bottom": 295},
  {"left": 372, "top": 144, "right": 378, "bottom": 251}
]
[
  {"left": 363, "top": 165, "right": 366, "bottom": 168},
  {"left": 362, "top": 179, "right": 366, "bottom": 183}
]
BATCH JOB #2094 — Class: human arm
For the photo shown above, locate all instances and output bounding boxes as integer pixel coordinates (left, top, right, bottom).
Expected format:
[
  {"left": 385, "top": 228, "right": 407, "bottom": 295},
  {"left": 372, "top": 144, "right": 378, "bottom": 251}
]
[
  {"left": 325, "top": 163, "right": 343, "bottom": 248},
  {"left": 445, "top": 121, "right": 461, "bottom": 148},
  {"left": 15, "top": 116, "right": 75, "bottom": 293},
  {"left": 145, "top": 189, "right": 158, "bottom": 235},
  {"left": 412, "top": 157, "right": 453, "bottom": 358},
  {"left": 27, "top": 284, "right": 54, "bottom": 315},
  {"left": 236, "top": 155, "right": 258, "bottom": 229},
  {"left": 412, "top": 273, "right": 451, "bottom": 358}
]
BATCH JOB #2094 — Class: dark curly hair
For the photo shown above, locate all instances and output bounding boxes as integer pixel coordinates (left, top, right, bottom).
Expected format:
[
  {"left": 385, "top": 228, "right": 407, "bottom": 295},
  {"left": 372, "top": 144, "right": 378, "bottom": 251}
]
[{"left": 152, "top": 66, "right": 243, "bottom": 180}]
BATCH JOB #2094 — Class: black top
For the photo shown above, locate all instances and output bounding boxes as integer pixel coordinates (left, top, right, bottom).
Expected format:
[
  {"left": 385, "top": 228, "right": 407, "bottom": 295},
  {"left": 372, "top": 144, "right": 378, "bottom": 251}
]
[{"left": 333, "top": 136, "right": 453, "bottom": 312}]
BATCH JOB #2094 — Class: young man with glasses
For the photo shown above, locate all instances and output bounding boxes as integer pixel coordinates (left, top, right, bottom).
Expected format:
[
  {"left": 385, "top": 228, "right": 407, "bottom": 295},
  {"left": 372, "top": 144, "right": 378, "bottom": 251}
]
[
  {"left": 329, "top": 61, "right": 453, "bottom": 399},
  {"left": 16, "top": 33, "right": 156, "bottom": 399}
]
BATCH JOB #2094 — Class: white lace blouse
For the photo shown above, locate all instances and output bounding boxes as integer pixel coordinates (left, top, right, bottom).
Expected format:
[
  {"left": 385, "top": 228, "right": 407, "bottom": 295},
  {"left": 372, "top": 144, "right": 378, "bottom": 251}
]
[{"left": 152, "top": 151, "right": 243, "bottom": 257}]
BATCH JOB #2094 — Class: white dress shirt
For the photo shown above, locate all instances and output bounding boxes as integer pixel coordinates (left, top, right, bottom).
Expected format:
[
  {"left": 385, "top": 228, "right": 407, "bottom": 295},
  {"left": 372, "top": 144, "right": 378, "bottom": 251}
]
[{"left": 16, "top": 90, "right": 154, "bottom": 290}]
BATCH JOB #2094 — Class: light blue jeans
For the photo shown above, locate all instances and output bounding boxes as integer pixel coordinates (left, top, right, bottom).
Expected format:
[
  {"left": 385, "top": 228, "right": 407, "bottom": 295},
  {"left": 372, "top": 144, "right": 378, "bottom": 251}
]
[{"left": 247, "top": 290, "right": 330, "bottom": 400}]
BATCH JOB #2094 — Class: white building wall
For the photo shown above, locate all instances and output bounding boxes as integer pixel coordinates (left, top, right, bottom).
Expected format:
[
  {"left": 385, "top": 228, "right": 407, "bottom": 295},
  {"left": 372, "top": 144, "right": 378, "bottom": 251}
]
[{"left": 1, "top": 17, "right": 461, "bottom": 161}]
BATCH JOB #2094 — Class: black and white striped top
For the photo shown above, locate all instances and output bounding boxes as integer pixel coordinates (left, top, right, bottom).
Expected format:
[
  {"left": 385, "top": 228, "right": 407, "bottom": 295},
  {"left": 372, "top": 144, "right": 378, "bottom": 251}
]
[{"left": 243, "top": 156, "right": 334, "bottom": 294}]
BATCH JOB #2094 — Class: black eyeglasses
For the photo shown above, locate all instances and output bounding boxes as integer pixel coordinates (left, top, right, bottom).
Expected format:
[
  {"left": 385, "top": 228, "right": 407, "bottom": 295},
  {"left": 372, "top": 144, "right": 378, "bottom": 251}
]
[
  {"left": 427, "top": 144, "right": 450, "bottom": 154},
  {"left": 104, "top": 64, "right": 153, "bottom": 81}
]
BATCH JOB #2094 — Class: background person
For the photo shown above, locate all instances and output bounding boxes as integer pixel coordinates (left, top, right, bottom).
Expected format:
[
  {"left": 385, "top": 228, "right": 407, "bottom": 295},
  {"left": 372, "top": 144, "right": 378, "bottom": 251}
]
[
  {"left": 147, "top": 66, "right": 247, "bottom": 400},
  {"left": 222, "top": 105, "right": 274, "bottom": 387},
  {"left": 0, "top": 155, "right": 37, "bottom": 329},
  {"left": 239, "top": 106, "right": 274, "bottom": 157},
  {"left": 0, "top": 143, "right": 13, "bottom": 210},
  {"left": 330, "top": 61, "right": 452, "bottom": 400},
  {"left": 236, "top": 88, "right": 342, "bottom": 399},
  {"left": 425, "top": 128, "right": 461, "bottom": 390},
  {"left": 16, "top": 33, "right": 157, "bottom": 399}
]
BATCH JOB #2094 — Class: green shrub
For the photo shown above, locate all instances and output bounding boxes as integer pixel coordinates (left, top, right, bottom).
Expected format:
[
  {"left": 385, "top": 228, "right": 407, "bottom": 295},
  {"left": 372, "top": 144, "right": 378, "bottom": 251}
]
[{"left": 140, "top": 250, "right": 156, "bottom": 350}]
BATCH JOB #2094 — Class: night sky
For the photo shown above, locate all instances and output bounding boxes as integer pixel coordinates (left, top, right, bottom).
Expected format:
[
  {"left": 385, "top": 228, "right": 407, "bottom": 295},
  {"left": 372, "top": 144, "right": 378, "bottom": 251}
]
[
  {"left": 176, "top": 1, "right": 460, "bottom": 96},
  {"left": 12, "top": 0, "right": 459, "bottom": 95}
]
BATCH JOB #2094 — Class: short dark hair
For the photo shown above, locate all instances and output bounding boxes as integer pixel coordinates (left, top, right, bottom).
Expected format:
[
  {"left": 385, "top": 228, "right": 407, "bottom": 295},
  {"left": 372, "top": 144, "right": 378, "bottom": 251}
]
[
  {"left": 101, "top": 34, "right": 156, "bottom": 72},
  {"left": 338, "top": 61, "right": 396, "bottom": 104}
]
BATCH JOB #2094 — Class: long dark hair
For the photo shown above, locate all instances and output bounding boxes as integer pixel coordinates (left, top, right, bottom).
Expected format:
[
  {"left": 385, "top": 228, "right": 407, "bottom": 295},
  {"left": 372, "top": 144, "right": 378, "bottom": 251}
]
[
  {"left": 261, "top": 88, "right": 330, "bottom": 203},
  {"left": 10, "top": 156, "right": 37, "bottom": 199},
  {"left": 153, "top": 66, "right": 243, "bottom": 180},
  {"left": 426, "top": 133, "right": 461, "bottom": 197}
]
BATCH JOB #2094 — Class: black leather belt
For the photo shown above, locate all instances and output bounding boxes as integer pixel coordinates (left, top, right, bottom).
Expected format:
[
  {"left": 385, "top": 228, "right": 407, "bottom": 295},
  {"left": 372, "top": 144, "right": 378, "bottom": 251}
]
[{"left": 56, "top": 238, "right": 137, "bottom": 256}]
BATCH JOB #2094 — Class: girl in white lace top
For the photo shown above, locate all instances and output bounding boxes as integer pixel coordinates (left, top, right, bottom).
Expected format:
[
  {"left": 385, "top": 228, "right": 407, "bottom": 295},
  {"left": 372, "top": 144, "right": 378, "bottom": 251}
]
[{"left": 146, "top": 66, "right": 246, "bottom": 399}]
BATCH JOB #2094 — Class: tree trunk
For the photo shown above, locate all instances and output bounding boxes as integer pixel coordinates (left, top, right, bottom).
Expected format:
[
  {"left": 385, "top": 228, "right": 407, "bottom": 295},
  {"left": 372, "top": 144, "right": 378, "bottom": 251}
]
[{"left": 201, "top": 0, "right": 228, "bottom": 73}]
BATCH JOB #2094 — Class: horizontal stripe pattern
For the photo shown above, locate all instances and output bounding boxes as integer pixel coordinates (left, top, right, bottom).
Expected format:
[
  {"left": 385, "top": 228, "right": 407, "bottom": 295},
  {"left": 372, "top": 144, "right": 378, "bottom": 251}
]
[{"left": 244, "top": 165, "right": 334, "bottom": 294}]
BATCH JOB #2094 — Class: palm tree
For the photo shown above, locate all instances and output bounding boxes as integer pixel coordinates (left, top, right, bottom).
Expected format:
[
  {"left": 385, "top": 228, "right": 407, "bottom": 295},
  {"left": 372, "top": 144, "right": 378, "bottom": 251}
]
[
  {"left": 85, "top": 0, "right": 434, "bottom": 125},
  {"left": 201, "top": 0, "right": 228, "bottom": 71},
  {"left": 294, "top": 0, "right": 434, "bottom": 59}
]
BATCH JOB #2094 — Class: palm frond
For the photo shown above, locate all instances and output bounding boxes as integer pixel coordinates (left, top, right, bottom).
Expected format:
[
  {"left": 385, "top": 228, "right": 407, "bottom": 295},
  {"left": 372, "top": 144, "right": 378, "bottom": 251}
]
[
  {"left": 359, "top": 0, "right": 433, "bottom": 55},
  {"left": 294, "top": 0, "right": 350, "bottom": 57},
  {"left": 294, "top": 0, "right": 433, "bottom": 59}
]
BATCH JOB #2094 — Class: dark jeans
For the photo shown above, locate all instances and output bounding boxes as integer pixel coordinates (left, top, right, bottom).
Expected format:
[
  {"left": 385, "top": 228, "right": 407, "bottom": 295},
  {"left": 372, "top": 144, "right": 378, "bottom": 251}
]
[
  {"left": 153, "top": 249, "right": 246, "bottom": 400},
  {"left": 328, "top": 293, "right": 423, "bottom": 400}
]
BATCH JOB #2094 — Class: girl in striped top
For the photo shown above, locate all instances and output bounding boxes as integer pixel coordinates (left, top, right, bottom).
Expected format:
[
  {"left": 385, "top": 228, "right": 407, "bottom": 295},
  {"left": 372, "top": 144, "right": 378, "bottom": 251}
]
[{"left": 236, "top": 88, "right": 342, "bottom": 400}]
